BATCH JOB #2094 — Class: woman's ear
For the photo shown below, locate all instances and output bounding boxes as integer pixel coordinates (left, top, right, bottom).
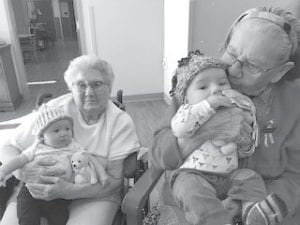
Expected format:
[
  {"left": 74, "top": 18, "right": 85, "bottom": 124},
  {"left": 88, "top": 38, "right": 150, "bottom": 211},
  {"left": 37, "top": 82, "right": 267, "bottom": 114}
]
[{"left": 271, "top": 61, "right": 294, "bottom": 83}]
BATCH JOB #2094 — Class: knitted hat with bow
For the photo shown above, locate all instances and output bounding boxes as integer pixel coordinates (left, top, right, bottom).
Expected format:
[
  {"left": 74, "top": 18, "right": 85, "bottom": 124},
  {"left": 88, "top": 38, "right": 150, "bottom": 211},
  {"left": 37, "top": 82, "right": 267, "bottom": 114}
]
[
  {"left": 32, "top": 104, "right": 73, "bottom": 139},
  {"left": 173, "top": 54, "right": 228, "bottom": 103}
]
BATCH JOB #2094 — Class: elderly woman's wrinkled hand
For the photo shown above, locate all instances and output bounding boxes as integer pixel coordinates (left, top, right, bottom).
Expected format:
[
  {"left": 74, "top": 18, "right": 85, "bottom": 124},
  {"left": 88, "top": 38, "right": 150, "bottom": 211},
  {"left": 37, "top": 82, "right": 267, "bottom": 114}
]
[
  {"left": 26, "top": 176, "right": 69, "bottom": 201},
  {"left": 199, "top": 107, "right": 253, "bottom": 150},
  {"left": 15, "top": 155, "right": 67, "bottom": 183}
]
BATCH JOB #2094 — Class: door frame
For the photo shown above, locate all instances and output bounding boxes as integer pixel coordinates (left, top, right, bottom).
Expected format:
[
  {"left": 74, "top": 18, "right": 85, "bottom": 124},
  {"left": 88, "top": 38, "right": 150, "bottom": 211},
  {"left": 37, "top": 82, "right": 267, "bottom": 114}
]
[{"left": 72, "top": 0, "right": 86, "bottom": 54}]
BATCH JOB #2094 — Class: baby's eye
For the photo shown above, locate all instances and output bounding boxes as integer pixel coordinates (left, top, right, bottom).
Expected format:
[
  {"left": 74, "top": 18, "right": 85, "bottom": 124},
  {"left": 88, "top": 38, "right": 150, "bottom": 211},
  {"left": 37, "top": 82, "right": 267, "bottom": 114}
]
[
  {"left": 199, "top": 86, "right": 206, "bottom": 90},
  {"left": 78, "top": 160, "right": 81, "bottom": 163},
  {"left": 66, "top": 128, "right": 71, "bottom": 131},
  {"left": 54, "top": 129, "right": 60, "bottom": 133}
]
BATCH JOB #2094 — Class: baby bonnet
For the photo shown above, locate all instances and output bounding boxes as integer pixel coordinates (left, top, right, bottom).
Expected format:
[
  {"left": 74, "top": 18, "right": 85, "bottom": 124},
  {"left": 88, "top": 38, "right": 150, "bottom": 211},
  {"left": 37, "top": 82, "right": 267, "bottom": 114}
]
[
  {"left": 32, "top": 104, "right": 73, "bottom": 139},
  {"left": 174, "top": 52, "right": 227, "bottom": 103}
]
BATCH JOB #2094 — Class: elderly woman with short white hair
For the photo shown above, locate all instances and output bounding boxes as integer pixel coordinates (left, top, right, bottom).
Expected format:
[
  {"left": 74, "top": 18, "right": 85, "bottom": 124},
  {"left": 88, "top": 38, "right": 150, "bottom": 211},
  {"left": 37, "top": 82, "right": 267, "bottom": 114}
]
[{"left": 0, "top": 55, "right": 140, "bottom": 225}]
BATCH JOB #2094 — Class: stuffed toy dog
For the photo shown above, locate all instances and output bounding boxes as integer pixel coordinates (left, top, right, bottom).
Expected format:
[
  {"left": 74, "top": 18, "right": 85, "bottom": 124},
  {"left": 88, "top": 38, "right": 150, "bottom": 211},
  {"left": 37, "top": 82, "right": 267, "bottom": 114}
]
[{"left": 71, "top": 151, "right": 108, "bottom": 186}]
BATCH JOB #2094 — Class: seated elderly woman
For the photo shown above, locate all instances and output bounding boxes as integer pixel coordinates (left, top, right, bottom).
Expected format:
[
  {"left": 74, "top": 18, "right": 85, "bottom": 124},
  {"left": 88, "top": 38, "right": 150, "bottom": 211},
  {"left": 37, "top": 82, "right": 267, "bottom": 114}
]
[
  {"left": 0, "top": 55, "right": 140, "bottom": 225},
  {"left": 150, "top": 6, "right": 300, "bottom": 225}
]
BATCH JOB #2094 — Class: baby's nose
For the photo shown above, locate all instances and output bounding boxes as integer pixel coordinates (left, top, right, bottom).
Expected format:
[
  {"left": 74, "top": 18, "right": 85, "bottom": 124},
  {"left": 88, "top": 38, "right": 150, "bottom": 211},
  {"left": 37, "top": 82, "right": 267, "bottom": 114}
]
[{"left": 211, "top": 86, "right": 222, "bottom": 95}]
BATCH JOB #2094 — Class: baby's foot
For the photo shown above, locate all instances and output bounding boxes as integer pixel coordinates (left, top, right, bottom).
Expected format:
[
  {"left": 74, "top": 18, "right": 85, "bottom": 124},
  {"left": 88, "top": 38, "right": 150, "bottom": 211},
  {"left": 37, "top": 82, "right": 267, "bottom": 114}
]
[{"left": 243, "top": 193, "right": 288, "bottom": 225}]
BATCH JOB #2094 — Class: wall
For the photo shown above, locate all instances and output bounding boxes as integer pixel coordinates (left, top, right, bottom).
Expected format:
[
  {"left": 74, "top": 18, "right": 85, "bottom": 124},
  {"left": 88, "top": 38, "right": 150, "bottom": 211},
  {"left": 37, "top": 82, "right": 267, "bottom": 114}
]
[
  {"left": 11, "top": 0, "right": 30, "bottom": 34},
  {"left": 188, "top": 0, "right": 292, "bottom": 57},
  {"left": 163, "top": 0, "right": 190, "bottom": 102},
  {"left": 79, "top": 0, "right": 164, "bottom": 98}
]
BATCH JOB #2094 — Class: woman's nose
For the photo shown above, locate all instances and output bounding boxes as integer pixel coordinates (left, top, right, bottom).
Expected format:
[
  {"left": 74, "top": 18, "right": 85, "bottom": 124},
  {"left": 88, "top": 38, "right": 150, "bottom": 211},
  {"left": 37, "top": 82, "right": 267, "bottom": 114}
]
[
  {"left": 84, "top": 85, "right": 95, "bottom": 95},
  {"left": 228, "top": 61, "right": 243, "bottom": 78}
]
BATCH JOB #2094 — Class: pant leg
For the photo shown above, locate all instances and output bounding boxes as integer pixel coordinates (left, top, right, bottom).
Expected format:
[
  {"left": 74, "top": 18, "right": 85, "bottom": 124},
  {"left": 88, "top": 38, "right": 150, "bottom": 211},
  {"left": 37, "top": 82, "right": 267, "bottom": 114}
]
[
  {"left": 17, "top": 185, "right": 40, "bottom": 225},
  {"left": 43, "top": 199, "right": 70, "bottom": 225},
  {"left": 227, "top": 168, "right": 267, "bottom": 202},
  {"left": 0, "top": 176, "right": 19, "bottom": 219},
  {"left": 171, "top": 170, "right": 231, "bottom": 225},
  {"left": 67, "top": 198, "right": 119, "bottom": 225}
]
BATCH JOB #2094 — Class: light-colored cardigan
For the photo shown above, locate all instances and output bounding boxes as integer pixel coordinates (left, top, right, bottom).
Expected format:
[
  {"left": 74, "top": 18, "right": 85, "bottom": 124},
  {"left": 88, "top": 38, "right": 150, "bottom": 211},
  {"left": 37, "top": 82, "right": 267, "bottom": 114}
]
[{"left": 150, "top": 80, "right": 300, "bottom": 225}]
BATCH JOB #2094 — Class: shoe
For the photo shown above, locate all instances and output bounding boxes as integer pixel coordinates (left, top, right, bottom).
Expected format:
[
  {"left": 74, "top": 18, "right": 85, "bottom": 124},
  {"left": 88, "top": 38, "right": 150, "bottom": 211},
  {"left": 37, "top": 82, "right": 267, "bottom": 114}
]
[{"left": 244, "top": 193, "right": 288, "bottom": 225}]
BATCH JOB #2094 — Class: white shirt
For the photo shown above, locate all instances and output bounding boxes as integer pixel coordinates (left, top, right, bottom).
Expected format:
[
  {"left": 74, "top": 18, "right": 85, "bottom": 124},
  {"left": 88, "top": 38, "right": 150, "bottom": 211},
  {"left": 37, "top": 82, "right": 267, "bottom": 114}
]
[{"left": 9, "top": 93, "right": 140, "bottom": 161}]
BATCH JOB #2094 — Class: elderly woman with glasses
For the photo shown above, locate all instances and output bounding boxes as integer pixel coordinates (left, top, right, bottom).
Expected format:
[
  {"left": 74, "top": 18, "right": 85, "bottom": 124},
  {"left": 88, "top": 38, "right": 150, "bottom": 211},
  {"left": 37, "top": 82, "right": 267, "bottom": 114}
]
[
  {"left": 150, "top": 6, "right": 300, "bottom": 225},
  {"left": 0, "top": 55, "right": 140, "bottom": 225}
]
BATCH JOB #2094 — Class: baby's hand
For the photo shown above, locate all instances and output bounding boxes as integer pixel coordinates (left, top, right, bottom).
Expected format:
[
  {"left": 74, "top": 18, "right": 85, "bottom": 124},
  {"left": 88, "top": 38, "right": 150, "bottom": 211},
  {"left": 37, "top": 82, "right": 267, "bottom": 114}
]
[
  {"left": 207, "top": 95, "right": 232, "bottom": 110},
  {"left": 212, "top": 140, "right": 237, "bottom": 154},
  {"left": 220, "top": 142, "right": 237, "bottom": 154}
]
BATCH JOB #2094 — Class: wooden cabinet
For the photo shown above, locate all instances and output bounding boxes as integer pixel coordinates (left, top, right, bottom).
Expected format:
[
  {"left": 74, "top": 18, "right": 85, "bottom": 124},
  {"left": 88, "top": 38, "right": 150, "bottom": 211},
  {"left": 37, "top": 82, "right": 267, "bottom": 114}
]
[{"left": 0, "top": 44, "right": 22, "bottom": 111}]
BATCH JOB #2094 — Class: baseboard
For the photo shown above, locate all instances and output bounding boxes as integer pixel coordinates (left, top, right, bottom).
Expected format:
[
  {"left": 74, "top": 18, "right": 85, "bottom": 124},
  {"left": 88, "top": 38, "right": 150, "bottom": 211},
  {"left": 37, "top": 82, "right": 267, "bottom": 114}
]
[{"left": 112, "top": 92, "right": 164, "bottom": 103}]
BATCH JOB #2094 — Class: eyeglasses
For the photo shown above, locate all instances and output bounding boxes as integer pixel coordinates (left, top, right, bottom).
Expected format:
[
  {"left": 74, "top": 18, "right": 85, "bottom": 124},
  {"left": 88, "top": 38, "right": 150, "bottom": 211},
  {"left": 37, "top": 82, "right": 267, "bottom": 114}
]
[
  {"left": 72, "top": 81, "right": 107, "bottom": 92},
  {"left": 225, "top": 49, "right": 278, "bottom": 74}
]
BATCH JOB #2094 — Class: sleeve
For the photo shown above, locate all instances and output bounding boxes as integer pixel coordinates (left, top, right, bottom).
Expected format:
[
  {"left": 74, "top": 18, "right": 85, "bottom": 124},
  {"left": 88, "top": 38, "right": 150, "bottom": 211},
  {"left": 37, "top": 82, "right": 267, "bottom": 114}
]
[
  {"left": 150, "top": 127, "right": 184, "bottom": 170},
  {"left": 108, "top": 112, "right": 140, "bottom": 161},
  {"left": 21, "top": 144, "right": 37, "bottom": 161},
  {"left": 5, "top": 112, "right": 38, "bottom": 151},
  {"left": 266, "top": 117, "right": 300, "bottom": 214},
  {"left": 171, "top": 100, "right": 216, "bottom": 138}
]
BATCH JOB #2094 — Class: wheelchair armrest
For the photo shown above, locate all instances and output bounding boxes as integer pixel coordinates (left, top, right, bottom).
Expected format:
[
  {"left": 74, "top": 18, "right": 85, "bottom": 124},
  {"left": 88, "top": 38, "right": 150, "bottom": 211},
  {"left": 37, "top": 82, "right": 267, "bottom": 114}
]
[
  {"left": 124, "top": 152, "right": 138, "bottom": 178},
  {"left": 121, "top": 167, "right": 163, "bottom": 225}
]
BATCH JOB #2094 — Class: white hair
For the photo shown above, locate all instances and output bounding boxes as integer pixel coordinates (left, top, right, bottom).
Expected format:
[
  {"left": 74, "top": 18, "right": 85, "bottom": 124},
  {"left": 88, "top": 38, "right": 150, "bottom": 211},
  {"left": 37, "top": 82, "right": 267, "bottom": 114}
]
[
  {"left": 224, "top": 7, "right": 300, "bottom": 60},
  {"left": 64, "top": 55, "right": 115, "bottom": 91}
]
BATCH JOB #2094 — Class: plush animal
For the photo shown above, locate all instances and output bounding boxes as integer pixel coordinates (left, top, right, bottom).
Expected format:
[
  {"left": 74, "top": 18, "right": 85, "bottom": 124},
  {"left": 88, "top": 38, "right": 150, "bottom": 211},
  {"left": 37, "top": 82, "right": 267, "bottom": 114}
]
[{"left": 71, "top": 151, "right": 108, "bottom": 186}]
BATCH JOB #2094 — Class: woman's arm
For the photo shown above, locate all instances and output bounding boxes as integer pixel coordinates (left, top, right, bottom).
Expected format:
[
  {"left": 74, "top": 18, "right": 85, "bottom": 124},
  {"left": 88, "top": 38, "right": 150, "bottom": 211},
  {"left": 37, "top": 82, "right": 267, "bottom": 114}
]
[
  {"left": 26, "top": 158, "right": 124, "bottom": 201},
  {"left": 150, "top": 107, "right": 253, "bottom": 170},
  {"left": 0, "top": 154, "right": 29, "bottom": 178},
  {"left": 0, "top": 145, "right": 21, "bottom": 164},
  {"left": 265, "top": 120, "right": 300, "bottom": 215}
]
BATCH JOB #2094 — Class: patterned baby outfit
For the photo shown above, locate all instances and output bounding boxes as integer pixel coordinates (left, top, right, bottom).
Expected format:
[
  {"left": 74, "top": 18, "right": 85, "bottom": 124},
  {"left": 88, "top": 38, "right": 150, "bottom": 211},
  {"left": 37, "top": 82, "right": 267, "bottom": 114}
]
[{"left": 171, "top": 89, "right": 258, "bottom": 174}]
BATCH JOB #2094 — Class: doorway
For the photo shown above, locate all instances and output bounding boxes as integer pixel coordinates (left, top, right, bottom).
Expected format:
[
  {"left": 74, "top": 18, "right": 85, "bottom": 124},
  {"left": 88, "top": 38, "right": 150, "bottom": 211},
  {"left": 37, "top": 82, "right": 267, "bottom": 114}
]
[{"left": 11, "top": 0, "right": 81, "bottom": 101}]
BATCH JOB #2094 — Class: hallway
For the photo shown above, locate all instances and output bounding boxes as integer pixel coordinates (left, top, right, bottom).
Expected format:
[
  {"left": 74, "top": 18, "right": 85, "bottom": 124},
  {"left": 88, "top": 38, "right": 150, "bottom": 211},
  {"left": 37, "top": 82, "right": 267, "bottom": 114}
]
[
  {"left": 0, "top": 40, "right": 79, "bottom": 122},
  {"left": 26, "top": 40, "right": 80, "bottom": 99}
]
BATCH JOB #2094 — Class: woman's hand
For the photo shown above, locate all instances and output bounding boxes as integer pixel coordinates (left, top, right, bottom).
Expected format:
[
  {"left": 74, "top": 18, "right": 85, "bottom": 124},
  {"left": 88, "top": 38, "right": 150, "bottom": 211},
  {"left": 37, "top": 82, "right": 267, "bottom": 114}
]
[
  {"left": 222, "top": 197, "right": 241, "bottom": 222},
  {"left": 196, "top": 107, "right": 253, "bottom": 152},
  {"left": 15, "top": 156, "right": 66, "bottom": 183},
  {"left": 26, "top": 176, "right": 70, "bottom": 201}
]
